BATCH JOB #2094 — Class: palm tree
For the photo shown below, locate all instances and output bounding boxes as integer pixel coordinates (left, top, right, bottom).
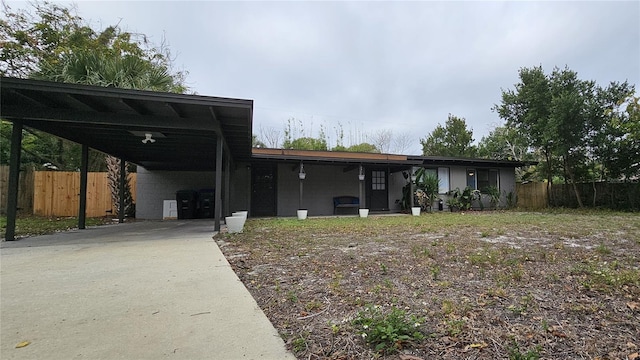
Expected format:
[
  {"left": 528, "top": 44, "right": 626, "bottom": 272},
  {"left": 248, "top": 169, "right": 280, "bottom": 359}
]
[{"left": 34, "top": 48, "right": 185, "bottom": 217}]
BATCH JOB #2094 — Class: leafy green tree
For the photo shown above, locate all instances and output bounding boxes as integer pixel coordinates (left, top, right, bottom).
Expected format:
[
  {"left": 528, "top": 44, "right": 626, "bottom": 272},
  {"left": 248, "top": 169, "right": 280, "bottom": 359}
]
[
  {"left": 1, "top": 1, "right": 187, "bottom": 217},
  {"left": 283, "top": 137, "right": 328, "bottom": 151},
  {"left": 1, "top": 1, "right": 187, "bottom": 171},
  {"left": 590, "top": 88, "right": 638, "bottom": 181},
  {"left": 495, "top": 65, "right": 634, "bottom": 207},
  {"left": 420, "top": 114, "right": 476, "bottom": 157},
  {"left": 281, "top": 117, "right": 328, "bottom": 151},
  {"left": 477, "top": 126, "right": 530, "bottom": 161},
  {"left": 346, "top": 143, "right": 379, "bottom": 153},
  {"left": 477, "top": 125, "right": 537, "bottom": 182}
]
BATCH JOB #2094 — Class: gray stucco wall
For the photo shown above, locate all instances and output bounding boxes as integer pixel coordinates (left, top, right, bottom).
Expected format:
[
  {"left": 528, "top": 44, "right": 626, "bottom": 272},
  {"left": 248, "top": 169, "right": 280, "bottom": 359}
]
[
  {"left": 230, "top": 162, "right": 251, "bottom": 213},
  {"left": 276, "top": 163, "right": 361, "bottom": 217},
  {"left": 135, "top": 162, "right": 518, "bottom": 219},
  {"left": 498, "top": 169, "right": 516, "bottom": 207},
  {"left": 135, "top": 167, "right": 217, "bottom": 219},
  {"left": 388, "top": 170, "right": 408, "bottom": 212},
  {"left": 444, "top": 165, "right": 516, "bottom": 209}
]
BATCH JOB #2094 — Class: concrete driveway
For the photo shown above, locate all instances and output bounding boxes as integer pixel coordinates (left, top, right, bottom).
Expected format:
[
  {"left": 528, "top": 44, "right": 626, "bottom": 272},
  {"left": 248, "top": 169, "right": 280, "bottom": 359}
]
[{"left": 0, "top": 220, "right": 294, "bottom": 360}]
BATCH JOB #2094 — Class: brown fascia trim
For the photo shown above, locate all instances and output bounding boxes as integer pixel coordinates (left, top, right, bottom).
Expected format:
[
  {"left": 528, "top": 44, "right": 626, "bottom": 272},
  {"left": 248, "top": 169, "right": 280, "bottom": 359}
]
[{"left": 252, "top": 148, "right": 409, "bottom": 162}]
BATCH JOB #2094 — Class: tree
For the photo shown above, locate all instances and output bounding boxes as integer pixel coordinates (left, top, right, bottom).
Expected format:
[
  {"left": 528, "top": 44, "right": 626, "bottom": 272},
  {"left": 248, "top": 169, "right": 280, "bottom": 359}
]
[
  {"left": 1, "top": 1, "right": 187, "bottom": 216},
  {"left": 346, "top": 143, "right": 379, "bottom": 153},
  {"left": 370, "top": 129, "right": 392, "bottom": 154},
  {"left": 252, "top": 135, "right": 266, "bottom": 148},
  {"left": 477, "top": 125, "right": 536, "bottom": 182},
  {"left": 495, "top": 66, "right": 555, "bottom": 188},
  {"left": 283, "top": 137, "right": 328, "bottom": 151},
  {"left": 589, "top": 88, "right": 638, "bottom": 181},
  {"left": 495, "top": 65, "right": 634, "bottom": 207},
  {"left": 391, "top": 132, "right": 414, "bottom": 155},
  {"left": 258, "top": 125, "right": 281, "bottom": 148},
  {"left": 420, "top": 114, "right": 476, "bottom": 157},
  {"left": 281, "top": 117, "right": 328, "bottom": 151},
  {"left": 477, "top": 126, "right": 529, "bottom": 161}
]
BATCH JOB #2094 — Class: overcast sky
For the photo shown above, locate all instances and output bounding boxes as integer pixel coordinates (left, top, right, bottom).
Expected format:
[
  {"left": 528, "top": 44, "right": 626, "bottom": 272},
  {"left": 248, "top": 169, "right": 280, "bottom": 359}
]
[{"left": 8, "top": 1, "right": 640, "bottom": 154}]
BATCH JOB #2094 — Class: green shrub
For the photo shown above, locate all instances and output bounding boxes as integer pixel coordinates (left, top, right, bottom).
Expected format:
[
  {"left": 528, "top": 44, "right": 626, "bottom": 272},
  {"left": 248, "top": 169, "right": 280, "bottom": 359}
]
[{"left": 352, "top": 305, "right": 424, "bottom": 353}]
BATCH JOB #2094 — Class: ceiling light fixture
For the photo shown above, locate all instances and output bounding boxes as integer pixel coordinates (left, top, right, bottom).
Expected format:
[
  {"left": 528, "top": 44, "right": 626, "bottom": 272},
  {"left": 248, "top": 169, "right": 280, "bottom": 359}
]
[{"left": 142, "top": 133, "right": 156, "bottom": 144}]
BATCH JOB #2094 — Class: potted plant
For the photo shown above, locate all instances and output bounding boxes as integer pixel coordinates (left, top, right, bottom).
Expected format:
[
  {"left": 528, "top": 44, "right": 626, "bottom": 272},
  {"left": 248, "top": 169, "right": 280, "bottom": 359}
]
[{"left": 414, "top": 169, "right": 440, "bottom": 212}]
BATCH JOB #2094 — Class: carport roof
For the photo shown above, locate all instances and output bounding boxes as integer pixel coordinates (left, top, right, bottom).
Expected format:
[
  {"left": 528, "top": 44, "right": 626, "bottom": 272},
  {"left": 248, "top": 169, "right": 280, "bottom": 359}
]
[{"left": 0, "top": 77, "right": 253, "bottom": 171}]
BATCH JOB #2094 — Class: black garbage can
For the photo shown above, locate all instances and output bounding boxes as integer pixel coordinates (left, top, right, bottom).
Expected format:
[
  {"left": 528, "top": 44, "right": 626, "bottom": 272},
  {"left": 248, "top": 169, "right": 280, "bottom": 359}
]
[
  {"left": 198, "top": 189, "right": 215, "bottom": 218},
  {"left": 176, "top": 190, "right": 198, "bottom": 219}
]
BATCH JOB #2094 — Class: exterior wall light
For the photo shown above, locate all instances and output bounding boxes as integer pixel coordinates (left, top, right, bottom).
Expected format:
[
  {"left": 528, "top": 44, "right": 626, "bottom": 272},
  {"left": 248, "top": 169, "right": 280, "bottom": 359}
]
[{"left": 298, "top": 163, "right": 306, "bottom": 180}]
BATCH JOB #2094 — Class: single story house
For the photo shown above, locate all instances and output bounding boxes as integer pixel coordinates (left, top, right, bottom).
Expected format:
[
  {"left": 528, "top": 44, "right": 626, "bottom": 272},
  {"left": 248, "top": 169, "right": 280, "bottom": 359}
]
[
  {"left": 135, "top": 147, "right": 525, "bottom": 219},
  {"left": 1, "top": 77, "right": 529, "bottom": 240}
]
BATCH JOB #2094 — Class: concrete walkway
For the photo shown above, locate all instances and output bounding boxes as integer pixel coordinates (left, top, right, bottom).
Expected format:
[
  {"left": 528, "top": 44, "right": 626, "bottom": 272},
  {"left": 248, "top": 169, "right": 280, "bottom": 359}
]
[{"left": 0, "top": 220, "right": 295, "bottom": 360}]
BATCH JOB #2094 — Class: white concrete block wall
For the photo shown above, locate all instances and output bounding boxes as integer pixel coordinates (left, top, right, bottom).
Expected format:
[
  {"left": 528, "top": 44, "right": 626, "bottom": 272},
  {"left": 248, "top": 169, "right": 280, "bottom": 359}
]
[{"left": 136, "top": 167, "right": 217, "bottom": 219}]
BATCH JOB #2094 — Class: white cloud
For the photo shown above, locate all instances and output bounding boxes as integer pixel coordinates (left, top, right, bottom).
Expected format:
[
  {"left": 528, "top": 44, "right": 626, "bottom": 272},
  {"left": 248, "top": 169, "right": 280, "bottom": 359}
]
[{"left": 7, "top": 0, "right": 639, "bottom": 154}]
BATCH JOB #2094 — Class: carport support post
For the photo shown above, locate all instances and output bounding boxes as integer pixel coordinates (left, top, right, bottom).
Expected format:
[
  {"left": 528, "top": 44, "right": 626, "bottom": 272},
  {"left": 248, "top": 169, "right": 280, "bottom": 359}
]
[
  {"left": 78, "top": 144, "right": 89, "bottom": 229},
  {"left": 214, "top": 133, "right": 223, "bottom": 231},
  {"left": 5, "top": 120, "right": 23, "bottom": 241},
  {"left": 224, "top": 152, "right": 230, "bottom": 217},
  {"left": 409, "top": 167, "right": 415, "bottom": 209},
  {"left": 359, "top": 165, "right": 364, "bottom": 209},
  {"left": 118, "top": 159, "right": 126, "bottom": 223}
]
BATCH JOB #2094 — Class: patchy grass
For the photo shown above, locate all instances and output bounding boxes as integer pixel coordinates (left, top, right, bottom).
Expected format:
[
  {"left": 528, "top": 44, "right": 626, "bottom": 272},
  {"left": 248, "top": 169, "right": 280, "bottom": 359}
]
[
  {"left": 0, "top": 215, "right": 111, "bottom": 239},
  {"left": 218, "top": 210, "right": 640, "bottom": 359}
]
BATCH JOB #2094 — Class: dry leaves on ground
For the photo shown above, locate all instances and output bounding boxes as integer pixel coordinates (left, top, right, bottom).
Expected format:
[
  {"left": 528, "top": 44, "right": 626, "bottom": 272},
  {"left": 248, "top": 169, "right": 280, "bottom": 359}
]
[{"left": 218, "top": 212, "right": 640, "bottom": 359}]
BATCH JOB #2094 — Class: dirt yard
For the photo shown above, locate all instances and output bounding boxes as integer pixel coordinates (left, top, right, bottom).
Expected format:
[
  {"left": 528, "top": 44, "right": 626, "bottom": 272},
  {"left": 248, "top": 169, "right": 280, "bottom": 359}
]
[{"left": 217, "top": 211, "right": 640, "bottom": 360}]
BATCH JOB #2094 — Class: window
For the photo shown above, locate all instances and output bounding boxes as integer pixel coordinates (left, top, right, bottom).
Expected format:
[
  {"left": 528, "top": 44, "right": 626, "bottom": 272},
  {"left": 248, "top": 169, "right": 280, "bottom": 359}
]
[
  {"left": 466, "top": 169, "right": 476, "bottom": 188},
  {"left": 438, "top": 168, "right": 449, "bottom": 194},
  {"left": 467, "top": 168, "right": 499, "bottom": 191},
  {"left": 372, "top": 170, "right": 385, "bottom": 190},
  {"left": 420, "top": 167, "right": 450, "bottom": 194}
]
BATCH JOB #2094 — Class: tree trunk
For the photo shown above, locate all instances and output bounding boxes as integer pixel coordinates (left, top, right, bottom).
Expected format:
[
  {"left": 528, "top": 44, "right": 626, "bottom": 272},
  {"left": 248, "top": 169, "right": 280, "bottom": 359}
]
[
  {"left": 544, "top": 147, "right": 553, "bottom": 206},
  {"left": 106, "top": 155, "right": 134, "bottom": 217},
  {"left": 564, "top": 156, "right": 584, "bottom": 208}
]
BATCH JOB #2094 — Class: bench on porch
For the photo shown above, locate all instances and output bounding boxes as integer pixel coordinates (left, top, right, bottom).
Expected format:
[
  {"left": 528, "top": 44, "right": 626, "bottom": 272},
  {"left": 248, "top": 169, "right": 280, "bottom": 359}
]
[{"left": 333, "top": 196, "right": 360, "bottom": 215}]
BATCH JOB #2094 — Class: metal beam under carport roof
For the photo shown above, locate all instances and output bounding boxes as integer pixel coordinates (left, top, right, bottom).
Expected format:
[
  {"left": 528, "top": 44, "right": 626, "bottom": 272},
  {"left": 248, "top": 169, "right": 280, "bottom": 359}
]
[{"left": 0, "top": 77, "right": 254, "bottom": 170}]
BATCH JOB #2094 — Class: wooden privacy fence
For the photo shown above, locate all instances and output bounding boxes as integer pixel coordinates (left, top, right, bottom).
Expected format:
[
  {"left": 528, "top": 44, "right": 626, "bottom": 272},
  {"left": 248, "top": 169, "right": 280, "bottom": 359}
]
[
  {"left": 516, "top": 182, "right": 548, "bottom": 209},
  {"left": 33, "top": 171, "right": 137, "bottom": 217},
  {"left": 1, "top": 166, "right": 136, "bottom": 217},
  {"left": 0, "top": 166, "right": 35, "bottom": 215}
]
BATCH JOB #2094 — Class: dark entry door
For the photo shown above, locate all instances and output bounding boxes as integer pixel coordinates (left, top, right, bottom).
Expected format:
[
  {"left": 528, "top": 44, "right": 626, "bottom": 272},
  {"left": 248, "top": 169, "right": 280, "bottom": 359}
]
[
  {"left": 251, "top": 164, "right": 277, "bottom": 216},
  {"left": 367, "top": 169, "right": 389, "bottom": 211}
]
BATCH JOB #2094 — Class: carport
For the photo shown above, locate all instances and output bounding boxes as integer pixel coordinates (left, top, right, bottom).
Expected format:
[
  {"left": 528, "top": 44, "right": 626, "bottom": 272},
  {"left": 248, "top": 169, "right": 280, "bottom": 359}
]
[{"left": 1, "top": 77, "right": 253, "bottom": 240}]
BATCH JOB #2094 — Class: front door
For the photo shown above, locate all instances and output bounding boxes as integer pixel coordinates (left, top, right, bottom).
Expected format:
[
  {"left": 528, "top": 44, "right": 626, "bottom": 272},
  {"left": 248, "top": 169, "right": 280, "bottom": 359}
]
[
  {"left": 367, "top": 169, "right": 389, "bottom": 211},
  {"left": 251, "top": 164, "right": 277, "bottom": 216}
]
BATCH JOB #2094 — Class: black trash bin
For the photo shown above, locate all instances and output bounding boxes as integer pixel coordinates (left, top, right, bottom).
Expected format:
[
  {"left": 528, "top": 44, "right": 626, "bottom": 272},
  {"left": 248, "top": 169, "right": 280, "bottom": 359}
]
[
  {"left": 198, "top": 189, "right": 215, "bottom": 218},
  {"left": 176, "top": 190, "right": 198, "bottom": 219}
]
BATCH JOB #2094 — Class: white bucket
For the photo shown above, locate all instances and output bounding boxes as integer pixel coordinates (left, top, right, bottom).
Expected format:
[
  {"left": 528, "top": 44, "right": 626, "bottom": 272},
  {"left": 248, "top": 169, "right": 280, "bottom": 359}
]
[
  {"left": 225, "top": 216, "right": 245, "bottom": 233},
  {"left": 297, "top": 209, "right": 308, "bottom": 220},
  {"left": 232, "top": 211, "right": 248, "bottom": 219},
  {"left": 359, "top": 209, "right": 369, "bottom": 218},
  {"left": 411, "top": 207, "right": 421, "bottom": 216}
]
